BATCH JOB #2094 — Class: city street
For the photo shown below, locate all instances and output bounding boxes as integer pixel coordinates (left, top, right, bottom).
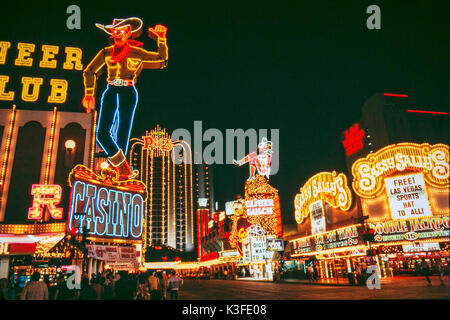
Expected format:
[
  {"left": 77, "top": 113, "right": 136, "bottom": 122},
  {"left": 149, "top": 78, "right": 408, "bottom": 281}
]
[{"left": 178, "top": 277, "right": 450, "bottom": 300}]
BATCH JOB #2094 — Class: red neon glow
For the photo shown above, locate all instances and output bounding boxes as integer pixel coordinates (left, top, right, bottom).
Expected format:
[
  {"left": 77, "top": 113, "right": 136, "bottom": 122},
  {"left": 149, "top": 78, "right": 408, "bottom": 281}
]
[
  {"left": 384, "top": 93, "right": 408, "bottom": 97},
  {"left": 407, "top": 110, "right": 449, "bottom": 115},
  {"left": 342, "top": 123, "right": 365, "bottom": 156}
]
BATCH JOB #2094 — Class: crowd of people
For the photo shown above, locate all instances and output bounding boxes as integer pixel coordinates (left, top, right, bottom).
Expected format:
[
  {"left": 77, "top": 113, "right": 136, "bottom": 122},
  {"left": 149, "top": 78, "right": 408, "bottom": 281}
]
[{"left": 0, "top": 269, "right": 184, "bottom": 300}]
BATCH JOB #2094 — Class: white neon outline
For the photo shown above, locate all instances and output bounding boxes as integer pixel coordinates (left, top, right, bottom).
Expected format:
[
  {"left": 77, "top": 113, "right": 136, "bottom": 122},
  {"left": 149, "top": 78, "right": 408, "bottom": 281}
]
[
  {"left": 94, "top": 187, "right": 108, "bottom": 236},
  {"left": 68, "top": 181, "right": 85, "bottom": 232}
]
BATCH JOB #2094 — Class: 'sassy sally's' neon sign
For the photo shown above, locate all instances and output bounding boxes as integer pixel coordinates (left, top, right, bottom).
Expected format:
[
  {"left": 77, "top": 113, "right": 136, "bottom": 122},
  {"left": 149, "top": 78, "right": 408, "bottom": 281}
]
[{"left": 68, "top": 181, "right": 144, "bottom": 239}]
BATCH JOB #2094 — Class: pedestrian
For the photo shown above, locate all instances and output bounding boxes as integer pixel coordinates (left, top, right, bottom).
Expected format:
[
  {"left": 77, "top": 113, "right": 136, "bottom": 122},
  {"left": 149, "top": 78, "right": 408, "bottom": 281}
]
[
  {"left": 92, "top": 277, "right": 104, "bottom": 300},
  {"left": 147, "top": 271, "right": 161, "bottom": 300},
  {"left": 435, "top": 260, "right": 445, "bottom": 286},
  {"left": 306, "top": 265, "right": 313, "bottom": 282},
  {"left": 20, "top": 271, "right": 48, "bottom": 300},
  {"left": 420, "top": 258, "right": 432, "bottom": 286},
  {"left": 1, "top": 278, "right": 15, "bottom": 300},
  {"left": 167, "top": 271, "right": 183, "bottom": 300},
  {"left": 79, "top": 275, "right": 95, "bottom": 300},
  {"left": 115, "top": 272, "right": 134, "bottom": 300},
  {"left": 135, "top": 273, "right": 150, "bottom": 300},
  {"left": 103, "top": 273, "right": 115, "bottom": 300},
  {"left": 161, "top": 271, "right": 168, "bottom": 299},
  {"left": 0, "top": 278, "right": 8, "bottom": 300},
  {"left": 91, "top": 273, "right": 97, "bottom": 285}
]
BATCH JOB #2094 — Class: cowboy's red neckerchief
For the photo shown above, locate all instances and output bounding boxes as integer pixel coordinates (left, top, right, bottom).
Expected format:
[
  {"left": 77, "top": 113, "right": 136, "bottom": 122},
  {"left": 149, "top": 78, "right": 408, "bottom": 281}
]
[{"left": 110, "top": 39, "right": 143, "bottom": 64}]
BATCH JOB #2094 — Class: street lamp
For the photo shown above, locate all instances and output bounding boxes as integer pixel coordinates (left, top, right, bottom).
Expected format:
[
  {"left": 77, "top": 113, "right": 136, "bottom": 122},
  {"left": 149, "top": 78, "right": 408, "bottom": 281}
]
[{"left": 64, "top": 139, "right": 76, "bottom": 168}]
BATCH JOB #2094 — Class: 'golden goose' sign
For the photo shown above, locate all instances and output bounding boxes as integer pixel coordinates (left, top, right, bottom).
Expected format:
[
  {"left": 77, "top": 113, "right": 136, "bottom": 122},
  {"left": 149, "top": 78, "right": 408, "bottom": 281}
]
[
  {"left": 352, "top": 143, "right": 449, "bottom": 198},
  {"left": 294, "top": 171, "right": 352, "bottom": 224}
]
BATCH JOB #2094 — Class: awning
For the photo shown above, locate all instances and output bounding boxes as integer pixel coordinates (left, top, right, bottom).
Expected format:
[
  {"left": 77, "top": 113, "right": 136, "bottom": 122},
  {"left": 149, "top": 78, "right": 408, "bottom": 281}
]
[{"left": 0, "top": 233, "right": 65, "bottom": 256}]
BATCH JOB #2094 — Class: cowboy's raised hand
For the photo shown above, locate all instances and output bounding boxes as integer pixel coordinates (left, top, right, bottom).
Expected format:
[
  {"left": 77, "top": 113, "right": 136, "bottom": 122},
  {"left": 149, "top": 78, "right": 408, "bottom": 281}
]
[
  {"left": 82, "top": 95, "right": 95, "bottom": 113},
  {"left": 148, "top": 25, "right": 167, "bottom": 40}
]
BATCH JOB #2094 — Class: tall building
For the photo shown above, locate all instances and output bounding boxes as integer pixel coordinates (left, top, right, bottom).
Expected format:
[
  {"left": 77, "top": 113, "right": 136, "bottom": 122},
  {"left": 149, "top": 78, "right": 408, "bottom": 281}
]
[
  {"left": 194, "top": 163, "right": 215, "bottom": 215},
  {"left": 341, "top": 93, "right": 450, "bottom": 173},
  {"left": 129, "top": 125, "right": 194, "bottom": 259}
]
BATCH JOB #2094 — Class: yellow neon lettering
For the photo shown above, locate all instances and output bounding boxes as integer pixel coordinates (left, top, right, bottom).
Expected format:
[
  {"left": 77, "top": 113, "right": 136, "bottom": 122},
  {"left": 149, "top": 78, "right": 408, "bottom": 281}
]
[
  {"left": 21, "top": 77, "right": 44, "bottom": 102},
  {"left": 63, "top": 47, "right": 83, "bottom": 70},
  {"left": 39, "top": 45, "right": 59, "bottom": 68},
  {"left": 0, "top": 75, "right": 14, "bottom": 101},
  {"left": 15, "top": 42, "right": 35, "bottom": 67},
  {"left": 48, "top": 79, "right": 68, "bottom": 103},
  {"left": 0, "top": 41, "right": 11, "bottom": 64},
  {"left": 28, "top": 184, "right": 63, "bottom": 220}
]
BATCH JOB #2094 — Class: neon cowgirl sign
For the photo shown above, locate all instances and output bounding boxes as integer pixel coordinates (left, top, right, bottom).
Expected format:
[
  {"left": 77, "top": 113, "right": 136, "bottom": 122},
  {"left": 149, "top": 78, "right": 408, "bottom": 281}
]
[{"left": 68, "top": 181, "right": 143, "bottom": 239}]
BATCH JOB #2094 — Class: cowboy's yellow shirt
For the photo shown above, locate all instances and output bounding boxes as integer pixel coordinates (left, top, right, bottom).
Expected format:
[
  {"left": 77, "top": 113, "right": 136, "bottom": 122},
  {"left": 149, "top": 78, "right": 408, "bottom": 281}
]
[{"left": 83, "top": 38, "right": 168, "bottom": 96}]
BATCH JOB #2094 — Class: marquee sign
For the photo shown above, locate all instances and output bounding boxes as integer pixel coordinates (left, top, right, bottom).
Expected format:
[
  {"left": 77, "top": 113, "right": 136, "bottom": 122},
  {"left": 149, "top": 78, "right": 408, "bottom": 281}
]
[
  {"left": 68, "top": 165, "right": 146, "bottom": 240},
  {"left": 0, "top": 40, "right": 82, "bottom": 106},
  {"left": 291, "top": 225, "right": 362, "bottom": 255},
  {"left": 369, "top": 216, "right": 450, "bottom": 243},
  {"left": 245, "top": 199, "right": 274, "bottom": 216},
  {"left": 294, "top": 171, "right": 352, "bottom": 224},
  {"left": 385, "top": 173, "right": 432, "bottom": 220},
  {"left": 352, "top": 143, "right": 449, "bottom": 198}
]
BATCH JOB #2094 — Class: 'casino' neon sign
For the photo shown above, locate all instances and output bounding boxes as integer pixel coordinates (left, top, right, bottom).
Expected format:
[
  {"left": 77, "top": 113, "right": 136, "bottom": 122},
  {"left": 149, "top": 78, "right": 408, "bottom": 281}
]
[
  {"left": 294, "top": 171, "right": 352, "bottom": 224},
  {"left": 69, "top": 181, "right": 143, "bottom": 239},
  {"left": 352, "top": 143, "right": 449, "bottom": 198}
]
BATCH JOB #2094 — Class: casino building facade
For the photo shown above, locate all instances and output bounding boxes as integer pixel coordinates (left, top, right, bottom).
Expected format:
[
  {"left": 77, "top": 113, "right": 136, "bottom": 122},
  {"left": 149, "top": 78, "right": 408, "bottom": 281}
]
[{"left": 285, "top": 93, "right": 450, "bottom": 283}]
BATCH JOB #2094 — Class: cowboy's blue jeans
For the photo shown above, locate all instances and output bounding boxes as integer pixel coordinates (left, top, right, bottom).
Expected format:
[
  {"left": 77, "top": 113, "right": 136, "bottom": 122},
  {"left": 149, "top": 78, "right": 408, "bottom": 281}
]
[{"left": 96, "top": 85, "right": 138, "bottom": 157}]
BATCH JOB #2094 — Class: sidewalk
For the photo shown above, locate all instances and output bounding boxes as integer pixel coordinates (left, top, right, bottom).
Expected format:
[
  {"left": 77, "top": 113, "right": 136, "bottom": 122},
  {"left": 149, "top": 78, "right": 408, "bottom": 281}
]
[{"left": 235, "top": 275, "right": 448, "bottom": 287}]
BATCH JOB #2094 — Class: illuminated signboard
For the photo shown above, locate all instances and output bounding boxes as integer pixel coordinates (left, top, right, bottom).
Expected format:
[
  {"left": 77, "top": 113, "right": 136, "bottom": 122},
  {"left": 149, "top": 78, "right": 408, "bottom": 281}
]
[
  {"left": 68, "top": 165, "right": 146, "bottom": 240},
  {"left": 225, "top": 200, "right": 237, "bottom": 215},
  {"left": 352, "top": 143, "right": 449, "bottom": 199},
  {"left": 142, "top": 135, "right": 174, "bottom": 152},
  {"left": 310, "top": 200, "right": 326, "bottom": 235},
  {"left": 369, "top": 216, "right": 450, "bottom": 243},
  {"left": 198, "top": 198, "right": 208, "bottom": 208},
  {"left": 291, "top": 225, "right": 362, "bottom": 256},
  {"left": 0, "top": 41, "right": 82, "bottom": 106},
  {"left": 402, "top": 242, "right": 440, "bottom": 253},
  {"left": 243, "top": 235, "right": 275, "bottom": 263},
  {"left": 385, "top": 173, "right": 432, "bottom": 220},
  {"left": 245, "top": 199, "right": 274, "bottom": 216},
  {"left": 342, "top": 123, "right": 365, "bottom": 156},
  {"left": 294, "top": 171, "right": 352, "bottom": 224},
  {"left": 27, "top": 184, "right": 63, "bottom": 220},
  {"left": 267, "top": 239, "right": 284, "bottom": 251}
]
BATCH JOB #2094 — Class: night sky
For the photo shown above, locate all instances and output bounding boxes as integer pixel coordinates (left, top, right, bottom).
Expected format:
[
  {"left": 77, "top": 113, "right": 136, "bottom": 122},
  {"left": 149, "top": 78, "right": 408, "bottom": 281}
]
[{"left": 0, "top": 0, "right": 447, "bottom": 224}]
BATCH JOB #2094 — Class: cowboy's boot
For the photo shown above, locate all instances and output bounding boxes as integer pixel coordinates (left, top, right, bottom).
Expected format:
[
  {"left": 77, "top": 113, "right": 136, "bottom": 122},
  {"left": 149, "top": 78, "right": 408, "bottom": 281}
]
[{"left": 108, "top": 149, "right": 138, "bottom": 180}]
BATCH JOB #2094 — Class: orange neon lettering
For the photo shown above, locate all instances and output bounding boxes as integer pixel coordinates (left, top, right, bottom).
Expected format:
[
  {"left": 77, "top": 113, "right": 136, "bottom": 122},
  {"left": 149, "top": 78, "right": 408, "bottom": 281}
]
[
  {"left": 39, "top": 45, "right": 59, "bottom": 68},
  {"left": 0, "top": 41, "right": 11, "bottom": 64},
  {"left": 63, "top": 47, "right": 83, "bottom": 70},
  {"left": 15, "top": 43, "right": 35, "bottom": 67},
  {"left": 0, "top": 75, "right": 14, "bottom": 101},
  {"left": 21, "top": 77, "right": 44, "bottom": 102},
  {"left": 48, "top": 79, "right": 68, "bottom": 103}
]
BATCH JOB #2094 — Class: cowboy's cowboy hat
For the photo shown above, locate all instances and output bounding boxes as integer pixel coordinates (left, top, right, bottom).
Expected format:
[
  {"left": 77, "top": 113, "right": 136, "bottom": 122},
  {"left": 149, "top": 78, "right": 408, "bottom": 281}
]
[{"left": 95, "top": 17, "right": 143, "bottom": 38}]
